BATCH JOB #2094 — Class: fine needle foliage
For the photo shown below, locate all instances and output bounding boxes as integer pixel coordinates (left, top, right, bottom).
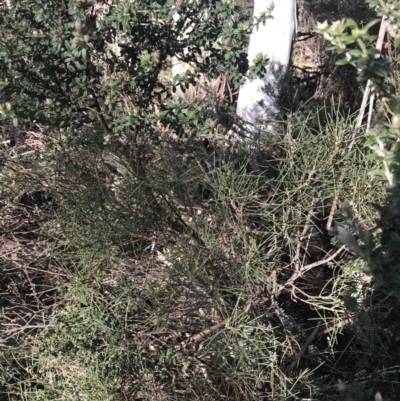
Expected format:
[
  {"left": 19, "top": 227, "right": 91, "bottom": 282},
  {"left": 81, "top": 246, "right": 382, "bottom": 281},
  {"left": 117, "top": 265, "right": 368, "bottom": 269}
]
[{"left": 1, "top": 1, "right": 400, "bottom": 401}]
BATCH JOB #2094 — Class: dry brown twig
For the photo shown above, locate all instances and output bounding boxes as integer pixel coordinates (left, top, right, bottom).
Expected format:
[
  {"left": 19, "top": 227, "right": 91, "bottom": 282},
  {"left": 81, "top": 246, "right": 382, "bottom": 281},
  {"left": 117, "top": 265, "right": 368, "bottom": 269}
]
[
  {"left": 316, "top": 317, "right": 354, "bottom": 338},
  {"left": 174, "top": 296, "right": 268, "bottom": 351},
  {"left": 290, "top": 322, "right": 321, "bottom": 370},
  {"left": 285, "top": 245, "right": 346, "bottom": 288},
  {"left": 352, "top": 15, "right": 388, "bottom": 146}
]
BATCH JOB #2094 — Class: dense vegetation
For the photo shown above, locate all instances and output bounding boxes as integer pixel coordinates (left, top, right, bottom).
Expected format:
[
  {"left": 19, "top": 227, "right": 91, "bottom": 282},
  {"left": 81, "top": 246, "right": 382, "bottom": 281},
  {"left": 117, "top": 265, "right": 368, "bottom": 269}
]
[{"left": 1, "top": 0, "right": 400, "bottom": 400}]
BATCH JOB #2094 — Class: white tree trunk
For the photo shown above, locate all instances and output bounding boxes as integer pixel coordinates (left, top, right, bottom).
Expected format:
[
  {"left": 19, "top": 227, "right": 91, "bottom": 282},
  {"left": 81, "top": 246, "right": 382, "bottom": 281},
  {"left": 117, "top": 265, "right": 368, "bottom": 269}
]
[{"left": 236, "top": 0, "right": 296, "bottom": 127}]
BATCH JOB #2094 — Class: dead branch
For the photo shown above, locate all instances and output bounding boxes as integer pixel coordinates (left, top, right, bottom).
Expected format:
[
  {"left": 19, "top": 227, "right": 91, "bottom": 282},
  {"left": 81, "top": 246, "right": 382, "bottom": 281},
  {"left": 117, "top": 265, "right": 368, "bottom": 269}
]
[
  {"left": 316, "top": 317, "right": 354, "bottom": 338},
  {"left": 286, "top": 245, "right": 346, "bottom": 287},
  {"left": 290, "top": 322, "right": 321, "bottom": 369},
  {"left": 351, "top": 15, "right": 388, "bottom": 146},
  {"left": 174, "top": 297, "right": 268, "bottom": 351}
]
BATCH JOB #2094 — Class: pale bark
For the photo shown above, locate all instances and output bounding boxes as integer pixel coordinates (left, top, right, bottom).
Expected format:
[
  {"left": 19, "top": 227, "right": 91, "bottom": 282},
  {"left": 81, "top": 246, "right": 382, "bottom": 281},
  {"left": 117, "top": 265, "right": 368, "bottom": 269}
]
[{"left": 236, "top": 0, "right": 297, "bottom": 127}]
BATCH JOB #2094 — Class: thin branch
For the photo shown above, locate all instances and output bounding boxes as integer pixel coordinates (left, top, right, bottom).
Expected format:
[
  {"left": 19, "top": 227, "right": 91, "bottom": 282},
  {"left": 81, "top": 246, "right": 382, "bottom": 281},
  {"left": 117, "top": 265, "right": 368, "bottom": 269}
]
[
  {"left": 174, "top": 320, "right": 227, "bottom": 351},
  {"left": 293, "top": 198, "right": 318, "bottom": 272},
  {"left": 351, "top": 15, "right": 388, "bottom": 148},
  {"left": 174, "top": 297, "right": 267, "bottom": 351},
  {"left": 290, "top": 322, "right": 321, "bottom": 370},
  {"left": 316, "top": 317, "right": 354, "bottom": 338},
  {"left": 286, "top": 245, "right": 346, "bottom": 287},
  {"left": 2, "top": 324, "right": 54, "bottom": 337}
]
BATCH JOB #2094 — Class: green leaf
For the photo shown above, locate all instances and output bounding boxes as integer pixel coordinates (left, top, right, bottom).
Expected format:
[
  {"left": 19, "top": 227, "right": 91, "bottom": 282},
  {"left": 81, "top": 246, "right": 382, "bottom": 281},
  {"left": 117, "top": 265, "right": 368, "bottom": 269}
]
[
  {"left": 346, "top": 18, "right": 358, "bottom": 28},
  {"left": 366, "top": 153, "right": 384, "bottom": 161},
  {"left": 364, "top": 138, "right": 377, "bottom": 147},
  {"left": 367, "top": 169, "right": 386, "bottom": 176},
  {"left": 343, "top": 36, "right": 357, "bottom": 45},
  {"left": 336, "top": 58, "right": 350, "bottom": 65},
  {"left": 373, "top": 67, "right": 389, "bottom": 79},
  {"left": 357, "top": 56, "right": 369, "bottom": 66},
  {"left": 364, "top": 19, "right": 381, "bottom": 30},
  {"left": 347, "top": 49, "right": 363, "bottom": 57},
  {"left": 382, "top": 153, "right": 397, "bottom": 162}
]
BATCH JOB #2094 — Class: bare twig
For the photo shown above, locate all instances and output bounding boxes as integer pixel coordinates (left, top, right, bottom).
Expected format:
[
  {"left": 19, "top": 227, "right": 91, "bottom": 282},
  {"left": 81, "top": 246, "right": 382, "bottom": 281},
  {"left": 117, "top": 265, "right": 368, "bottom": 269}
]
[
  {"left": 290, "top": 322, "right": 321, "bottom": 370},
  {"left": 1, "top": 324, "right": 54, "bottom": 339},
  {"left": 293, "top": 198, "right": 318, "bottom": 272},
  {"left": 351, "top": 15, "right": 388, "bottom": 147},
  {"left": 326, "top": 167, "right": 347, "bottom": 230},
  {"left": 316, "top": 317, "right": 354, "bottom": 338},
  {"left": 286, "top": 245, "right": 346, "bottom": 287},
  {"left": 174, "top": 297, "right": 267, "bottom": 351},
  {"left": 174, "top": 320, "right": 227, "bottom": 351}
]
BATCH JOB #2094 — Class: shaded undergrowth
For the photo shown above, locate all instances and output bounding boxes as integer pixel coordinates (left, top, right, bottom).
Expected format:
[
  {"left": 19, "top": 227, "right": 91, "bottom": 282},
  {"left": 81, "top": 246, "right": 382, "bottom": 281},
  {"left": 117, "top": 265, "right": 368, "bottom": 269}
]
[{"left": 2, "top": 102, "right": 399, "bottom": 401}]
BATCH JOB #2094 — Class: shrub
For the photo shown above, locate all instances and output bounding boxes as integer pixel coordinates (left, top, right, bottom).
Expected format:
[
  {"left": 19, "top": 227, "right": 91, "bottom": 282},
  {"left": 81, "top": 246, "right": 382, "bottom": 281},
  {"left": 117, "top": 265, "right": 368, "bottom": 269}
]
[{"left": 0, "top": 0, "right": 255, "bottom": 143}]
